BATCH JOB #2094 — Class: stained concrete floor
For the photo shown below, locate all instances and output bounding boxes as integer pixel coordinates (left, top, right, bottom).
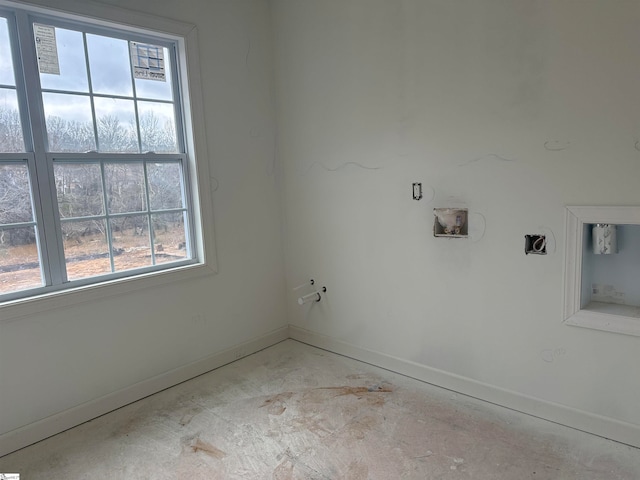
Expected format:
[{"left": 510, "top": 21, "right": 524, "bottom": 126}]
[{"left": 1, "top": 340, "right": 639, "bottom": 479}]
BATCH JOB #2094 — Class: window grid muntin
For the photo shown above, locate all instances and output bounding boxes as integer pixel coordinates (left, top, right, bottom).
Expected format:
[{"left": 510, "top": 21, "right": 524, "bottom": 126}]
[
  {"left": 0, "top": 10, "right": 29, "bottom": 153},
  {"left": 0, "top": 15, "right": 16, "bottom": 87},
  {"left": 60, "top": 207, "right": 187, "bottom": 223},
  {"left": 39, "top": 88, "right": 175, "bottom": 104},
  {"left": 0, "top": 156, "right": 46, "bottom": 292},
  {"left": 98, "top": 160, "right": 114, "bottom": 273},
  {"left": 30, "top": 15, "right": 181, "bottom": 156},
  {"left": 82, "top": 30, "right": 100, "bottom": 152},
  {"left": 53, "top": 156, "right": 189, "bottom": 279},
  {"left": 141, "top": 160, "right": 154, "bottom": 264},
  {"left": 0, "top": 6, "right": 196, "bottom": 302},
  {"left": 129, "top": 41, "right": 143, "bottom": 154},
  {"left": 29, "top": 12, "right": 177, "bottom": 54}
]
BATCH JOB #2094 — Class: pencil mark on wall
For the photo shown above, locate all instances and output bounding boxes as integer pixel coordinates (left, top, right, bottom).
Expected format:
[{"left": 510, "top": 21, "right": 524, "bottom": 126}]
[
  {"left": 305, "top": 161, "right": 382, "bottom": 173},
  {"left": 469, "top": 212, "right": 487, "bottom": 243},
  {"left": 422, "top": 185, "right": 436, "bottom": 204},
  {"left": 541, "top": 348, "right": 566, "bottom": 363},
  {"left": 634, "top": 141, "right": 640, "bottom": 152},
  {"left": 210, "top": 175, "right": 219, "bottom": 192},
  {"left": 538, "top": 226, "right": 556, "bottom": 254},
  {"left": 458, "top": 153, "right": 515, "bottom": 167},
  {"left": 544, "top": 140, "right": 571, "bottom": 152},
  {"left": 541, "top": 350, "right": 554, "bottom": 363}
]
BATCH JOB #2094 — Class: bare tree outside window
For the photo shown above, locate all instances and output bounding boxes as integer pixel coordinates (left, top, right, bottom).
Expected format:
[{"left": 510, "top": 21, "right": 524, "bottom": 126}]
[
  {"left": 0, "top": 14, "right": 193, "bottom": 299},
  {"left": 0, "top": 105, "right": 24, "bottom": 152}
]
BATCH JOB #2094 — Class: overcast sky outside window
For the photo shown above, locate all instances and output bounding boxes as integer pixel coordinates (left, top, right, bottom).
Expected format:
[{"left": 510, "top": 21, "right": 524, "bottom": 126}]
[
  {"left": 0, "top": 19, "right": 176, "bottom": 151},
  {"left": 0, "top": 20, "right": 19, "bottom": 112},
  {"left": 0, "top": 18, "right": 15, "bottom": 86},
  {"left": 42, "top": 27, "right": 173, "bottom": 119}
]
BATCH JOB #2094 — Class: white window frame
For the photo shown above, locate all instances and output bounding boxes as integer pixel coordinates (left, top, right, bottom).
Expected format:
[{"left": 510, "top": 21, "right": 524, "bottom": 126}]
[
  {"left": 0, "top": 0, "right": 216, "bottom": 320},
  {"left": 564, "top": 206, "right": 640, "bottom": 337}
]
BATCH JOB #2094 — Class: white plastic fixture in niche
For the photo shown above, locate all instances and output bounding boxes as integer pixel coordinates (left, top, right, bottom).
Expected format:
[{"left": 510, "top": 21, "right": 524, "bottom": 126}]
[{"left": 564, "top": 206, "right": 640, "bottom": 336}]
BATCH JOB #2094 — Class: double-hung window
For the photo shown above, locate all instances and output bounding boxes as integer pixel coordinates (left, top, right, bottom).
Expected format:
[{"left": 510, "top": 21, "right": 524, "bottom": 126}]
[{"left": 0, "top": 4, "right": 207, "bottom": 304}]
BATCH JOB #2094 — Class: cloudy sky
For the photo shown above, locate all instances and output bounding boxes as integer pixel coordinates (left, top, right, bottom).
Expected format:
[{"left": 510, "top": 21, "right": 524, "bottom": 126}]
[
  {"left": 0, "top": 18, "right": 19, "bottom": 113},
  {"left": 40, "top": 26, "right": 174, "bottom": 123},
  {"left": 0, "top": 18, "right": 177, "bottom": 150}
]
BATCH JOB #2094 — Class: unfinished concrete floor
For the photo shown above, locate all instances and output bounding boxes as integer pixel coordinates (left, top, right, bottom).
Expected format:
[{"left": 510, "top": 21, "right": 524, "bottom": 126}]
[{"left": 1, "top": 339, "right": 639, "bottom": 479}]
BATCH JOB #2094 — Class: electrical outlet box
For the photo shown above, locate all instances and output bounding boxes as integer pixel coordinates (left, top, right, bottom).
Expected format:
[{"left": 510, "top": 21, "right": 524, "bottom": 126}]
[
  {"left": 412, "top": 182, "right": 423, "bottom": 200},
  {"left": 525, "top": 234, "right": 546, "bottom": 255}
]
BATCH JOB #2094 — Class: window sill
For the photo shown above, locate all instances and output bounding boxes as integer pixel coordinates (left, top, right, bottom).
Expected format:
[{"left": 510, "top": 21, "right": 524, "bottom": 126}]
[
  {"left": 0, "top": 261, "right": 215, "bottom": 322},
  {"left": 564, "top": 305, "right": 640, "bottom": 337}
]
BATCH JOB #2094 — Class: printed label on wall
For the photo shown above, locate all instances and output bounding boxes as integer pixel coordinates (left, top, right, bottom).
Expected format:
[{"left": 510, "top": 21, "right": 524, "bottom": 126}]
[{"left": 129, "top": 42, "right": 166, "bottom": 82}]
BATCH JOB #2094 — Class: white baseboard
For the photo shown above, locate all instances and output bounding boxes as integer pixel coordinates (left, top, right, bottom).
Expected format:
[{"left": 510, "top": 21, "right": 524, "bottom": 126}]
[
  {"left": 289, "top": 325, "right": 640, "bottom": 449},
  {"left": 0, "top": 327, "right": 289, "bottom": 458}
]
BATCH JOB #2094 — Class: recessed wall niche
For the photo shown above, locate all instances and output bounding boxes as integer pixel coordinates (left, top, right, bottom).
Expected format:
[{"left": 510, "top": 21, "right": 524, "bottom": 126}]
[{"left": 564, "top": 206, "right": 640, "bottom": 336}]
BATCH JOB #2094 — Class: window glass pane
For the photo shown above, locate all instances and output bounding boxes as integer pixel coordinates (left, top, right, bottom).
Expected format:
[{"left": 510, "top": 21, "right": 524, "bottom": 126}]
[
  {"left": 138, "top": 101, "right": 177, "bottom": 153},
  {"left": 0, "top": 89, "right": 24, "bottom": 152},
  {"left": 109, "top": 214, "right": 151, "bottom": 271},
  {"left": 87, "top": 34, "right": 133, "bottom": 96},
  {"left": 38, "top": 27, "right": 88, "bottom": 93},
  {"left": 134, "top": 46, "right": 172, "bottom": 101},
  {"left": 105, "top": 162, "right": 146, "bottom": 214},
  {"left": 148, "top": 162, "right": 183, "bottom": 210},
  {"left": 0, "top": 9, "right": 193, "bottom": 302},
  {"left": 152, "top": 212, "right": 187, "bottom": 264},
  {"left": 0, "top": 163, "right": 33, "bottom": 223},
  {"left": 94, "top": 97, "right": 137, "bottom": 153},
  {"left": 62, "top": 219, "right": 110, "bottom": 280},
  {"left": 0, "top": 18, "right": 16, "bottom": 86},
  {"left": 0, "top": 226, "right": 42, "bottom": 293},
  {"left": 54, "top": 163, "right": 105, "bottom": 218},
  {"left": 43, "top": 92, "right": 95, "bottom": 152}
]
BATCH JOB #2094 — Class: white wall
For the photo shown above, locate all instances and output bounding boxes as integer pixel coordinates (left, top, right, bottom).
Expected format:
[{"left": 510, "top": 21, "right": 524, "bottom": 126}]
[
  {"left": 3, "top": 0, "right": 640, "bottom": 455},
  {"left": 0, "top": 0, "right": 286, "bottom": 449},
  {"left": 273, "top": 0, "right": 640, "bottom": 443}
]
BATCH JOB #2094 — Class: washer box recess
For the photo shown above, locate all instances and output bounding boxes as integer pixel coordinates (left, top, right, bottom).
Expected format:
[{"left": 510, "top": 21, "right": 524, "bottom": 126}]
[{"left": 433, "top": 208, "right": 468, "bottom": 238}]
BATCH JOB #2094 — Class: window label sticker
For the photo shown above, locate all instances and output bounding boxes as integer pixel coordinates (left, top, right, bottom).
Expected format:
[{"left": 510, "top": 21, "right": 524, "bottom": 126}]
[
  {"left": 34, "top": 24, "right": 60, "bottom": 75},
  {"left": 129, "top": 42, "right": 165, "bottom": 82}
]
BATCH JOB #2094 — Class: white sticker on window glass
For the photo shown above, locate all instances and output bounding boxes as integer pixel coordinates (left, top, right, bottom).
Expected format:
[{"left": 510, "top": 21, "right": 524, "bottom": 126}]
[
  {"left": 33, "top": 24, "right": 60, "bottom": 75},
  {"left": 129, "top": 42, "right": 165, "bottom": 82}
]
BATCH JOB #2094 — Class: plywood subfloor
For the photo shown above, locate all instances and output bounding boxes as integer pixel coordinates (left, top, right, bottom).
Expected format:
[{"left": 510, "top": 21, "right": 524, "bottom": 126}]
[{"left": 1, "top": 339, "right": 638, "bottom": 479}]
